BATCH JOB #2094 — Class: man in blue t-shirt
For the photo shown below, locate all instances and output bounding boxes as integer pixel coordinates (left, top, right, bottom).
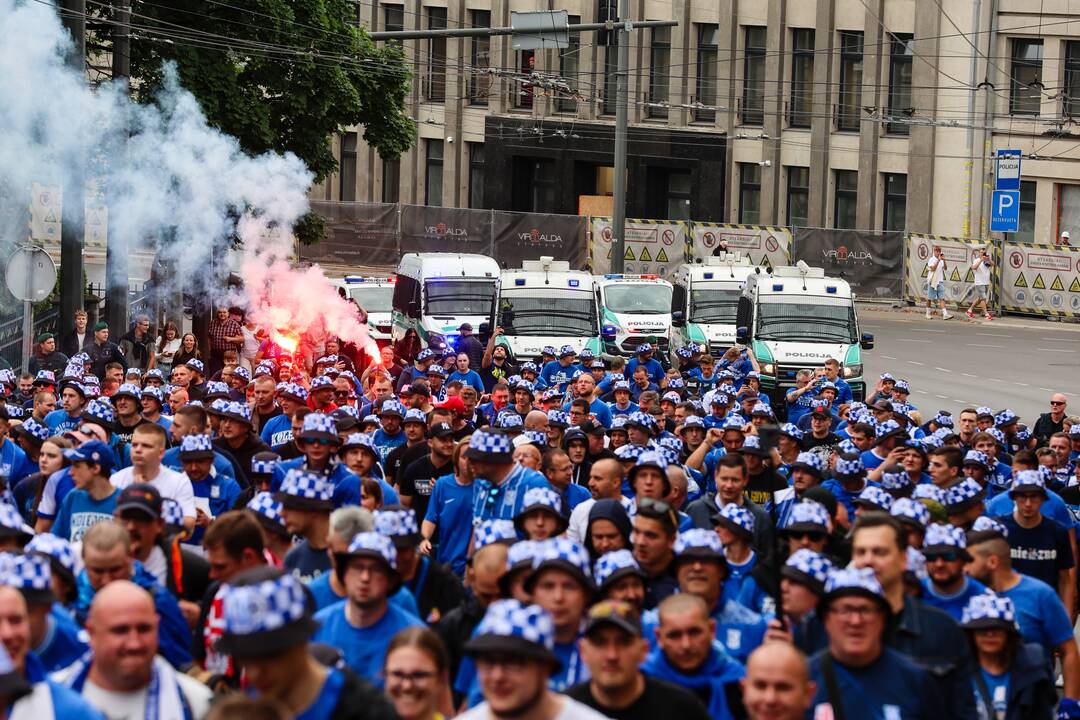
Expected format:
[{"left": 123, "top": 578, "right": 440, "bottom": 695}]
[
  {"left": 313, "top": 531, "right": 423, "bottom": 687},
  {"left": 539, "top": 346, "right": 582, "bottom": 393},
  {"left": 466, "top": 429, "right": 550, "bottom": 526},
  {"left": 177, "top": 434, "right": 242, "bottom": 550},
  {"left": 447, "top": 353, "right": 484, "bottom": 394},
  {"left": 919, "top": 524, "right": 988, "bottom": 622},
  {"left": 44, "top": 380, "right": 89, "bottom": 436},
  {"left": 53, "top": 440, "right": 121, "bottom": 542},
  {"left": 372, "top": 401, "right": 407, "bottom": 463},
  {"left": 625, "top": 344, "right": 665, "bottom": 387}
]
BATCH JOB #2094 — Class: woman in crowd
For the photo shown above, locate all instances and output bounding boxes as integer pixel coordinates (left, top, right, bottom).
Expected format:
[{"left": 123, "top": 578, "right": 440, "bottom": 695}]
[
  {"left": 172, "top": 332, "right": 201, "bottom": 368},
  {"left": 383, "top": 627, "right": 452, "bottom": 720}
]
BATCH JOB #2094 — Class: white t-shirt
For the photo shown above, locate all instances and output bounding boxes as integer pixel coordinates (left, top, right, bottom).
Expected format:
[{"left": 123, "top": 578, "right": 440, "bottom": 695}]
[
  {"left": 972, "top": 256, "right": 991, "bottom": 286},
  {"left": 142, "top": 545, "right": 168, "bottom": 585},
  {"left": 241, "top": 325, "right": 261, "bottom": 359},
  {"left": 79, "top": 673, "right": 213, "bottom": 720},
  {"left": 111, "top": 466, "right": 196, "bottom": 518},
  {"left": 457, "top": 696, "right": 611, "bottom": 720},
  {"left": 926, "top": 255, "right": 946, "bottom": 286},
  {"left": 566, "top": 496, "right": 636, "bottom": 544}
]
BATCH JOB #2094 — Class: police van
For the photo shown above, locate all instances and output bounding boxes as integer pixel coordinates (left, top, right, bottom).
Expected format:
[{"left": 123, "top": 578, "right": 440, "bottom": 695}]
[
  {"left": 594, "top": 274, "right": 673, "bottom": 357},
  {"left": 669, "top": 254, "right": 762, "bottom": 361},
  {"left": 495, "top": 257, "right": 602, "bottom": 363},
  {"left": 391, "top": 253, "right": 500, "bottom": 352},
  {"left": 334, "top": 275, "right": 396, "bottom": 345},
  {"left": 735, "top": 261, "right": 874, "bottom": 405}
]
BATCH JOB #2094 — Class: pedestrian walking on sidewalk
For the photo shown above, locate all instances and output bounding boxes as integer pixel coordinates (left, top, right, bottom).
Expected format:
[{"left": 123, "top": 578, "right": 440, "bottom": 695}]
[
  {"left": 966, "top": 246, "right": 995, "bottom": 321},
  {"left": 925, "top": 246, "right": 952, "bottom": 320}
]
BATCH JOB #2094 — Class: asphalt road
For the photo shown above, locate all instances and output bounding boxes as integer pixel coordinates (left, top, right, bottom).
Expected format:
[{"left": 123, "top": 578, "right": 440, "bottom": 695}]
[{"left": 857, "top": 306, "right": 1080, "bottom": 424}]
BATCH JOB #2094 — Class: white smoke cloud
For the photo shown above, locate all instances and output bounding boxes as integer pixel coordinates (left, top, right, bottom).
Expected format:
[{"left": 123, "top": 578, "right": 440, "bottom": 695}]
[{"left": 0, "top": 0, "right": 369, "bottom": 348}]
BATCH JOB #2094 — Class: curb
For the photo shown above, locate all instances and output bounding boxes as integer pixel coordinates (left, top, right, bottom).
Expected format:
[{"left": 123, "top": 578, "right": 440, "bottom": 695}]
[{"left": 856, "top": 303, "right": 1080, "bottom": 333}]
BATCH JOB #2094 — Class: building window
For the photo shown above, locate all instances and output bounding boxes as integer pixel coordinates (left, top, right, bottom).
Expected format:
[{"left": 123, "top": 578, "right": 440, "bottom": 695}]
[
  {"left": 1010, "top": 39, "right": 1043, "bottom": 115},
  {"left": 423, "top": 7, "right": 447, "bottom": 102},
  {"left": 557, "top": 17, "right": 580, "bottom": 113},
  {"left": 425, "top": 140, "right": 443, "bottom": 207},
  {"left": 1017, "top": 180, "right": 1036, "bottom": 242},
  {"left": 834, "top": 170, "right": 858, "bottom": 228},
  {"left": 469, "top": 143, "right": 485, "bottom": 209},
  {"left": 382, "top": 157, "right": 400, "bottom": 204},
  {"left": 648, "top": 27, "right": 671, "bottom": 118},
  {"left": 882, "top": 173, "right": 907, "bottom": 231},
  {"left": 667, "top": 171, "right": 691, "bottom": 221},
  {"left": 1058, "top": 184, "right": 1080, "bottom": 243},
  {"left": 513, "top": 158, "right": 557, "bottom": 212},
  {"left": 1066, "top": 42, "right": 1080, "bottom": 117},
  {"left": 786, "top": 166, "right": 809, "bottom": 227},
  {"left": 739, "top": 163, "right": 761, "bottom": 224},
  {"left": 339, "top": 132, "right": 357, "bottom": 201},
  {"left": 837, "top": 31, "right": 863, "bottom": 131},
  {"left": 694, "top": 24, "right": 718, "bottom": 123},
  {"left": 513, "top": 50, "right": 536, "bottom": 109},
  {"left": 467, "top": 10, "right": 490, "bottom": 105},
  {"left": 789, "top": 29, "right": 814, "bottom": 128},
  {"left": 741, "top": 27, "right": 766, "bottom": 125},
  {"left": 886, "top": 34, "right": 913, "bottom": 134},
  {"left": 603, "top": 44, "right": 618, "bottom": 115},
  {"left": 383, "top": 5, "right": 403, "bottom": 34}
]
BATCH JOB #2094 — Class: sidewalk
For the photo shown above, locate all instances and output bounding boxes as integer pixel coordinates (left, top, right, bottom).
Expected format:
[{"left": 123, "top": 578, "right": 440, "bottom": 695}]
[{"left": 856, "top": 302, "right": 1080, "bottom": 333}]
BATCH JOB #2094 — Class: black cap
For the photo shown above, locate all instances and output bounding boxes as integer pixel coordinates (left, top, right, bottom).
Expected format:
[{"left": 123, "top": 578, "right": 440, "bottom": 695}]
[
  {"left": 429, "top": 422, "right": 455, "bottom": 438},
  {"left": 115, "top": 483, "right": 163, "bottom": 520}
]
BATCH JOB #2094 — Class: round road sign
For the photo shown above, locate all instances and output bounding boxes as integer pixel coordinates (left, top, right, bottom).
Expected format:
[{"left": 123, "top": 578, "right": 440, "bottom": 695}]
[{"left": 5, "top": 246, "right": 57, "bottom": 302}]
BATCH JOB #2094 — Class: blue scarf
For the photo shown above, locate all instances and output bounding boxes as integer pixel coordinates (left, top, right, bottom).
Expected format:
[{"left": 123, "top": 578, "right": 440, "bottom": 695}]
[{"left": 642, "top": 642, "right": 744, "bottom": 720}]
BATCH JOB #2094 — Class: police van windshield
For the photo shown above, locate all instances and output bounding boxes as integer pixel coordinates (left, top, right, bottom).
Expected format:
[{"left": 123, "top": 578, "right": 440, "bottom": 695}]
[
  {"left": 348, "top": 286, "right": 393, "bottom": 313},
  {"left": 425, "top": 280, "right": 497, "bottom": 316},
  {"left": 755, "top": 298, "right": 858, "bottom": 344},
  {"left": 499, "top": 291, "right": 597, "bottom": 337},
  {"left": 604, "top": 284, "right": 672, "bottom": 315},
  {"left": 690, "top": 288, "right": 740, "bottom": 324}
]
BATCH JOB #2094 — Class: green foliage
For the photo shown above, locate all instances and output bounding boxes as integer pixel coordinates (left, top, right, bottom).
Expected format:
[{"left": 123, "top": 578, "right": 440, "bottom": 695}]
[{"left": 125, "top": 0, "right": 415, "bottom": 184}]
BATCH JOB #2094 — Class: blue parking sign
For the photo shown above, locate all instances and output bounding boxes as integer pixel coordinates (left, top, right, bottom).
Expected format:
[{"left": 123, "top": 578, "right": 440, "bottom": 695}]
[{"left": 990, "top": 190, "right": 1020, "bottom": 232}]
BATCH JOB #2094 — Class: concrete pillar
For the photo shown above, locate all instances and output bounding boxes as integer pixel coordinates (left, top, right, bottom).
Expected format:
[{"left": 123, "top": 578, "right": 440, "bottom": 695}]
[{"left": 807, "top": 0, "right": 836, "bottom": 227}]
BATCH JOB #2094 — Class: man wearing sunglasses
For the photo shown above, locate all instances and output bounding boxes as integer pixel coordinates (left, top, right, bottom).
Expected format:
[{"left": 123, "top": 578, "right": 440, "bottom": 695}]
[
  {"left": 917, "top": 524, "right": 987, "bottom": 622},
  {"left": 1034, "top": 393, "right": 1069, "bottom": 447},
  {"left": 271, "top": 413, "right": 362, "bottom": 509}
]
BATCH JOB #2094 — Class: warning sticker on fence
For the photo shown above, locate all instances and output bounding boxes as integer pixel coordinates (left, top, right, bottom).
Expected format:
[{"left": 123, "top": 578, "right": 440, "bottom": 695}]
[
  {"left": 590, "top": 217, "right": 688, "bottom": 279},
  {"left": 1002, "top": 243, "right": 1080, "bottom": 315}
]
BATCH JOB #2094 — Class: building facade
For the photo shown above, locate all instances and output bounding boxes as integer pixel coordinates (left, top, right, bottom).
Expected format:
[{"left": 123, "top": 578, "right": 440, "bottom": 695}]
[{"left": 312, "top": 0, "right": 1080, "bottom": 244}]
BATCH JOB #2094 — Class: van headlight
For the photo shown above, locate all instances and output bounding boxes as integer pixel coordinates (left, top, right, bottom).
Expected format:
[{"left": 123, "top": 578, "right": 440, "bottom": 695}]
[
  {"left": 843, "top": 363, "right": 862, "bottom": 379},
  {"left": 761, "top": 363, "right": 776, "bottom": 375}
]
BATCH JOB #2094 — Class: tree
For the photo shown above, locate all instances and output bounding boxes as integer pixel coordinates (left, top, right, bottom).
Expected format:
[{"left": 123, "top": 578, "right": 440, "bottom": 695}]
[{"left": 119, "top": 0, "right": 415, "bottom": 240}]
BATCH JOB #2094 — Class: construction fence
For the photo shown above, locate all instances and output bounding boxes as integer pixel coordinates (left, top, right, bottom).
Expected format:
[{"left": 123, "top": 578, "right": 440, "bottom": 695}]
[{"left": 309, "top": 201, "right": 1078, "bottom": 320}]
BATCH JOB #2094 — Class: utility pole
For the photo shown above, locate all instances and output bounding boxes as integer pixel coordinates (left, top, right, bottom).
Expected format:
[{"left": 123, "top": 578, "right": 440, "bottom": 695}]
[
  {"left": 609, "top": 0, "right": 631, "bottom": 273},
  {"left": 58, "top": 0, "right": 86, "bottom": 339},
  {"left": 106, "top": 0, "right": 131, "bottom": 334}
]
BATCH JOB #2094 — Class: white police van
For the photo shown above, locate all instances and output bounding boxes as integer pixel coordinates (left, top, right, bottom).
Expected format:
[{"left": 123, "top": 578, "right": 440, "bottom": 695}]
[
  {"left": 495, "top": 257, "right": 602, "bottom": 363},
  {"left": 391, "top": 253, "right": 500, "bottom": 352},
  {"left": 334, "top": 275, "right": 396, "bottom": 345},
  {"left": 594, "top": 274, "right": 673, "bottom": 357},
  {"left": 736, "top": 261, "right": 874, "bottom": 406},
  {"left": 669, "top": 253, "right": 763, "bottom": 361}
]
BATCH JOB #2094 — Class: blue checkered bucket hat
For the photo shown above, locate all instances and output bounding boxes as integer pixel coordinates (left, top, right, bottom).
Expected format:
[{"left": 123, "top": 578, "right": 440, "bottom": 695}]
[
  {"left": 465, "top": 429, "right": 514, "bottom": 462},
  {"left": 33, "top": 371, "right": 55, "bottom": 385},
  {"left": 614, "top": 444, "right": 645, "bottom": 461},
  {"left": 185, "top": 358, "right": 205, "bottom": 374},
  {"left": 0, "top": 507, "right": 31, "bottom": 542},
  {"left": 234, "top": 366, "right": 251, "bottom": 382},
  {"left": 680, "top": 416, "right": 705, "bottom": 431},
  {"left": 516, "top": 486, "right": 564, "bottom": 522},
  {"left": 547, "top": 410, "right": 570, "bottom": 428},
  {"left": 25, "top": 533, "right": 78, "bottom": 583},
  {"left": 875, "top": 420, "right": 905, "bottom": 445},
  {"left": 298, "top": 412, "right": 338, "bottom": 442},
  {"left": 854, "top": 486, "right": 893, "bottom": 512},
  {"left": 1, "top": 553, "right": 53, "bottom": 603},
  {"left": 715, "top": 503, "right": 754, "bottom": 537},
  {"left": 504, "top": 539, "right": 540, "bottom": 576},
  {"left": 378, "top": 400, "right": 405, "bottom": 419},
  {"left": 17, "top": 419, "right": 49, "bottom": 444},
  {"left": 674, "top": 528, "right": 724, "bottom": 560},
  {"left": 675, "top": 347, "right": 693, "bottom": 359},
  {"left": 474, "top": 520, "right": 518, "bottom": 552},
  {"left": 206, "top": 399, "right": 231, "bottom": 417},
  {"left": 526, "top": 537, "right": 594, "bottom": 593},
  {"left": 416, "top": 349, "right": 435, "bottom": 361},
  {"left": 3, "top": 406, "right": 23, "bottom": 420},
  {"left": 495, "top": 412, "right": 524, "bottom": 430},
  {"left": 968, "top": 515, "right": 1008, "bottom": 542},
  {"left": 790, "top": 452, "right": 827, "bottom": 479},
  {"left": 656, "top": 446, "right": 680, "bottom": 466},
  {"left": 961, "top": 593, "right": 1019, "bottom": 632},
  {"left": 162, "top": 499, "right": 185, "bottom": 527},
  {"left": 522, "top": 430, "right": 548, "bottom": 446},
  {"left": 375, "top": 508, "right": 421, "bottom": 546},
  {"left": 251, "top": 453, "right": 281, "bottom": 476},
  {"left": 945, "top": 478, "right": 985, "bottom": 511},
  {"left": 82, "top": 399, "right": 116, "bottom": 426},
  {"left": 721, "top": 415, "right": 746, "bottom": 432},
  {"left": 204, "top": 382, "right": 230, "bottom": 400},
  {"left": 963, "top": 450, "right": 992, "bottom": 471},
  {"left": 246, "top": 492, "right": 286, "bottom": 532},
  {"left": 465, "top": 599, "right": 558, "bottom": 664},
  {"left": 823, "top": 566, "right": 887, "bottom": 607},
  {"left": 783, "top": 500, "right": 830, "bottom": 533},
  {"left": 629, "top": 451, "right": 669, "bottom": 488},
  {"left": 912, "top": 483, "right": 946, "bottom": 504},
  {"left": 994, "top": 409, "right": 1018, "bottom": 427},
  {"left": 403, "top": 408, "right": 427, "bottom": 425},
  {"left": 341, "top": 432, "right": 377, "bottom": 454},
  {"left": 216, "top": 570, "right": 317, "bottom": 657},
  {"left": 179, "top": 433, "right": 214, "bottom": 460},
  {"left": 1009, "top": 469, "right": 1048, "bottom": 498},
  {"left": 835, "top": 455, "right": 865, "bottom": 479},
  {"left": 221, "top": 401, "right": 253, "bottom": 425},
  {"left": 626, "top": 411, "right": 653, "bottom": 430},
  {"left": 924, "top": 522, "right": 967, "bottom": 553},
  {"left": 662, "top": 391, "right": 682, "bottom": 404},
  {"left": 779, "top": 423, "right": 804, "bottom": 440},
  {"left": 338, "top": 532, "right": 398, "bottom": 583},
  {"left": 141, "top": 386, "right": 166, "bottom": 405},
  {"left": 934, "top": 412, "right": 954, "bottom": 428},
  {"left": 782, "top": 549, "right": 833, "bottom": 594},
  {"left": 837, "top": 439, "right": 859, "bottom": 456},
  {"left": 594, "top": 549, "right": 645, "bottom": 591},
  {"left": 987, "top": 428, "right": 1006, "bottom": 445},
  {"left": 276, "top": 469, "right": 334, "bottom": 510},
  {"left": 890, "top": 497, "right": 930, "bottom": 528},
  {"left": 279, "top": 383, "right": 309, "bottom": 403}
]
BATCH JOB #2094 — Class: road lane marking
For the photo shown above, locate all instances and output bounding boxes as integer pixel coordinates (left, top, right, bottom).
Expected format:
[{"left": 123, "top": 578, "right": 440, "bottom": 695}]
[
  {"left": 912, "top": 328, "right": 947, "bottom": 333},
  {"left": 961, "top": 373, "right": 978, "bottom": 378},
  {"left": 899, "top": 339, "right": 932, "bottom": 343},
  {"left": 1037, "top": 348, "right": 1072, "bottom": 353},
  {"left": 934, "top": 367, "right": 952, "bottom": 373},
  {"left": 935, "top": 394, "right": 948, "bottom": 399},
  {"left": 966, "top": 343, "right": 1004, "bottom": 348},
  {"left": 1041, "top": 337, "right": 1080, "bottom": 343},
  {"left": 881, "top": 355, "right": 897, "bottom": 360},
  {"left": 976, "top": 332, "right": 1012, "bottom": 337},
  {"left": 909, "top": 361, "right": 925, "bottom": 365}
]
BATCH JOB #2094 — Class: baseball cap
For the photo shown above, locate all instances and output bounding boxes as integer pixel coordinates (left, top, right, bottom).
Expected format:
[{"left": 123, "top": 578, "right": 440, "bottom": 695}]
[
  {"left": 62, "top": 440, "right": 115, "bottom": 476},
  {"left": 115, "top": 483, "right": 163, "bottom": 520},
  {"left": 429, "top": 422, "right": 455, "bottom": 439},
  {"left": 584, "top": 600, "right": 642, "bottom": 637}
]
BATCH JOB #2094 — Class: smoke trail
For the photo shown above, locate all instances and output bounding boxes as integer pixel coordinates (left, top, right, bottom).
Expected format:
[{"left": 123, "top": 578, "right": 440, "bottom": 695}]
[{"left": 0, "top": 0, "right": 368, "bottom": 347}]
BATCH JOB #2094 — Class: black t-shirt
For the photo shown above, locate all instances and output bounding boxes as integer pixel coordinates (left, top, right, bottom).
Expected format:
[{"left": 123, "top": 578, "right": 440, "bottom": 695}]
[
  {"left": 996, "top": 513, "right": 1074, "bottom": 589},
  {"left": 404, "top": 556, "right": 467, "bottom": 624},
  {"left": 114, "top": 418, "right": 151, "bottom": 446},
  {"left": 746, "top": 469, "right": 788, "bottom": 508},
  {"left": 385, "top": 441, "right": 428, "bottom": 486},
  {"left": 566, "top": 677, "right": 713, "bottom": 720},
  {"left": 801, "top": 432, "right": 840, "bottom": 451},
  {"left": 399, "top": 454, "right": 453, "bottom": 520}
]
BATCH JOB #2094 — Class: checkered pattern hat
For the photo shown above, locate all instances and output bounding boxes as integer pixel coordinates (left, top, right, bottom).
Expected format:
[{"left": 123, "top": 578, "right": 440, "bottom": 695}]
[
  {"left": 554, "top": 344, "right": 574, "bottom": 358},
  {"left": 632, "top": 450, "right": 668, "bottom": 475},
  {"left": 668, "top": 377, "right": 684, "bottom": 389},
  {"left": 783, "top": 500, "right": 830, "bottom": 532},
  {"left": 505, "top": 539, "right": 540, "bottom": 573},
  {"left": 180, "top": 434, "right": 214, "bottom": 457},
  {"left": 222, "top": 402, "right": 253, "bottom": 424},
  {"left": 662, "top": 391, "right": 682, "bottom": 404},
  {"left": 335, "top": 406, "right": 360, "bottom": 421},
  {"left": 779, "top": 423, "right": 804, "bottom": 440},
  {"left": 3, "top": 406, "right": 23, "bottom": 420},
  {"left": 717, "top": 503, "right": 754, "bottom": 537},
  {"left": 635, "top": 343, "right": 652, "bottom": 354},
  {"left": 416, "top": 349, "right": 435, "bottom": 361},
  {"left": 530, "top": 537, "right": 593, "bottom": 585},
  {"left": 143, "top": 368, "right": 165, "bottom": 382},
  {"left": 750, "top": 402, "right": 772, "bottom": 418},
  {"left": 892, "top": 379, "right": 910, "bottom": 393},
  {"left": 837, "top": 439, "right": 859, "bottom": 456},
  {"left": 520, "top": 362, "right": 538, "bottom": 373},
  {"left": 721, "top": 415, "right": 746, "bottom": 432},
  {"left": 519, "top": 487, "right": 563, "bottom": 518},
  {"left": 509, "top": 375, "right": 525, "bottom": 388},
  {"left": 495, "top": 412, "right": 524, "bottom": 430},
  {"left": 309, "top": 375, "right": 334, "bottom": 391},
  {"left": 963, "top": 450, "right": 992, "bottom": 470},
  {"left": 945, "top": 478, "right": 985, "bottom": 510},
  {"left": 970, "top": 515, "right": 1009, "bottom": 539},
  {"left": 783, "top": 549, "right": 833, "bottom": 593},
  {"left": 474, "top": 519, "right": 518, "bottom": 551},
  {"left": 278, "top": 469, "right": 334, "bottom": 505},
  {"left": 19, "top": 419, "right": 49, "bottom": 443},
  {"left": 279, "top": 383, "right": 309, "bottom": 403},
  {"left": 791, "top": 452, "right": 827, "bottom": 478},
  {"left": 161, "top": 499, "right": 184, "bottom": 527},
  {"left": 471, "top": 599, "right": 556, "bottom": 655},
  {"left": 911, "top": 483, "right": 946, "bottom": 504},
  {"left": 207, "top": 399, "right": 231, "bottom": 417},
  {"left": 875, "top": 420, "right": 904, "bottom": 442},
  {"left": 25, "top": 533, "right": 78, "bottom": 579},
  {"left": 614, "top": 444, "right": 645, "bottom": 461},
  {"left": 706, "top": 391, "right": 729, "bottom": 407},
  {"left": 344, "top": 531, "right": 398, "bottom": 570},
  {"left": 675, "top": 347, "right": 693, "bottom": 359},
  {"left": 994, "top": 409, "right": 1018, "bottom": 427},
  {"left": 987, "top": 428, "right": 1006, "bottom": 445},
  {"left": 234, "top": 366, "right": 251, "bottom": 383},
  {"left": 920, "top": 434, "right": 944, "bottom": 450},
  {"left": 83, "top": 399, "right": 116, "bottom": 425},
  {"left": 1010, "top": 469, "right": 1047, "bottom": 495},
  {"left": 680, "top": 416, "right": 705, "bottom": 431},
  {"left": 141, "top": 386, "right": 165, "bottom": 406},
  {"left": 905, "top": 547, "right": 928, "bottom": 581},
  {"left": 674, "top": 528, "right": 724, "bottom": 558},
  {"left": 933, "top": 412, "right": 954, "bottom": 429},
  {"left": 71, "top": 352, "right": 91, "bottom": 365},
  {"left": 536, "top": 346, "right": 555, "bottom": 357},
  {"left": 855, "top": 486, "right": 893, "bottom": 512},
  {"left": 609, "top": 417, "right": 629, "bottom": 433},
  {"left": 973, "top": 406, "right": 993, "bottom": 419},
  {"left": 890, "top": 497, "right": 930, "bottom": 528},
  {"left": 824, "top": 566, "right": 886, "bottom": 600},
  {"left": 517, "top": 430, "right": 544, "bottom": 446},
  {"left": 316, "top": 355, "right": 338, "bottom": 366},
  {"left": 362, "top": 414, "right": 380, "bottom": 427},
  {"left": 185, "top": 359, "right": 205, "bottom": 374},
  {"left": 1014, "top": 427, "right": 1031, "bottom": 442},
  {"left": 204, "top": 381, "right": 230, "bottom": 400},
  {"left": 403, "top": 408, "right": 427, "bottom": 425},
  {"left": 657, "top": 435, "right": 683, "bottom": 452},
  {"left": 594, "top": 549, "right": 644, "bottom": 590},
  {"left": 1070, "top": 425, "right": 1080, "bottom": 438},
  {"left": 221, "top": 573, "right": 309, "bottom": 638},
  {"left": 247, "top": 492, "right": 285, "bottom": 529},
  {"left": 378, "top": 400, "right": 405, "bottom": 418},
  {"left": 962, "top": 593, "right": 1019, "bottom": 631},
  {"left": 835, "top": 455, "right": 865, "bottom": 478},
  {"left": 540, "top": 388, "right": 563, "bottom": 403},
  {"left": 656, "top": 446, "right": 680, "bottom": 466},
  {"left": 33, "top": 371, "right": 55, "bottom": 385},
  {"left": 299, "top": 412, "right": 338, "bottom": 440},
  {"left": 467, "top": 429, "right": 514, "bottom": 460},
  {"left": 626, "top": 411, "right": 653, "bottom": 430},
  {"left": 0, "top": 553, "right": 50, "bottom": 593},
  {"left": 253, "top": 364, "right": 273, "bottom": 377},
  {"left": 0, "top": 369, "right": 16, "bottom": 386},
  {"left": 374, "top": 508, "right": 420, "bottom": 541},
  {"left": 578, "top": 349, "right": 595, "bottom": 361},
  {"left": 924, "top": 522, "right": 966, "bottom": 550}
]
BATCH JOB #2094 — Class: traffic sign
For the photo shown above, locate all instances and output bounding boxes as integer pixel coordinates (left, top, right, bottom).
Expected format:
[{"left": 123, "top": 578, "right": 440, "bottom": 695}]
[
  {"left": 5, "top": 246, "right": 56, "bottom": 302},
  {"left": 995, "top": 149, "right": 1022, "bottom": 192},
  {"left": 990, "top": 190, "right": 1020, "bottom": 233}
]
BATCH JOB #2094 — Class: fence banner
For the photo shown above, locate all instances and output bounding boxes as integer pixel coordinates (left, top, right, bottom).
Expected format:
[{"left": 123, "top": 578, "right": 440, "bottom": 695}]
[
  {"left": 588, "top": 217, "right": 689, "bottom": 280},
  {"left": 793, "top": 228, "right": 904, "bottom": 299},
  {"left": 306, "top": 201, "right": 399, "bottom": 270},
  {"left": 400, "top": 205, "right": 492, "bottom": 255},
  {"left": 492, "top": 212, "right": 587, "bottom": 267},
  {"left": 690, "top": 223, "right": 792, "bottom": 267},
  {"left": 1001, "top": 242, "right": 1080, "bottom": 317},
  {"left": 904, "top": 234, "right": 1000, "bottom": 308}
]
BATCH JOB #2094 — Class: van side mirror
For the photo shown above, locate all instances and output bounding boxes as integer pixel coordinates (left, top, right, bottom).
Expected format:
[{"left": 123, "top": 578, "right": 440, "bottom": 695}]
[
  {"left": 736, "top": 326, "right": 749, "bottom": 342},
  {"left": 860, "top": 333, "right": 875, "bottom": 350},
  {"left": 671, "top": 311, "right": 685, "bottom": 327}
]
